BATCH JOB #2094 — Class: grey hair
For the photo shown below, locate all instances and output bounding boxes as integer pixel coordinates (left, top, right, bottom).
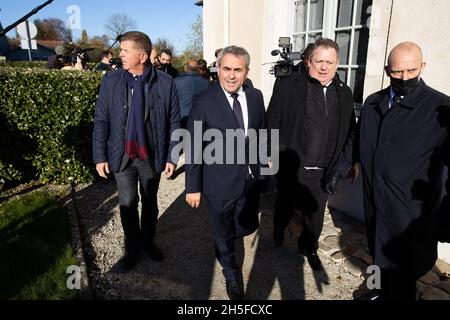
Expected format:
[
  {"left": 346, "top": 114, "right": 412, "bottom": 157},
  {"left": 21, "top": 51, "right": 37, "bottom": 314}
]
[{"left": 217, "top": 46, "right": 251, "bottom": 68}]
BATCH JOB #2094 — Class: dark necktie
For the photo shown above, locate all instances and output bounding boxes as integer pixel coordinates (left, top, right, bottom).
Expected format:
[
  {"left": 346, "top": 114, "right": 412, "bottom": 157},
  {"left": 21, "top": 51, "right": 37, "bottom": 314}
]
[{"left": 231, "top": 93, "right": 245, "bottom": 130}]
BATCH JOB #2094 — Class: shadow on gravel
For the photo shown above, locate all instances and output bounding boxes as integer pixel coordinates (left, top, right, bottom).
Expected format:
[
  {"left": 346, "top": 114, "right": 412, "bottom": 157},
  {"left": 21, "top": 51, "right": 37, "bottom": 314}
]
[
  {"left": 106, "top": 191, "right": 218, "bottom": 299},
  {"left": 68, "top": 178, "right": 119, "bottom": 295},
  {"left": 245, "top": 193, "right": 307, "bottom": 300}
]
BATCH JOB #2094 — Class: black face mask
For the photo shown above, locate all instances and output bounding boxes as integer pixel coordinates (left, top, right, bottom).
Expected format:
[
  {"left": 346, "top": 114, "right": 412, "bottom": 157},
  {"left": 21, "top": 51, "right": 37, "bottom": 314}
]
[{"left": 390, "top": 75, "right": 420, "bottom": 96}]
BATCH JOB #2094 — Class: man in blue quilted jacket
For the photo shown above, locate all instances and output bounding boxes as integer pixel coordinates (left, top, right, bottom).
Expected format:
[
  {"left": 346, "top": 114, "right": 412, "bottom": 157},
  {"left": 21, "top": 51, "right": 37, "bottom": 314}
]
[{"left": 93, "top": 31, "right": 180, "bottom": 272}]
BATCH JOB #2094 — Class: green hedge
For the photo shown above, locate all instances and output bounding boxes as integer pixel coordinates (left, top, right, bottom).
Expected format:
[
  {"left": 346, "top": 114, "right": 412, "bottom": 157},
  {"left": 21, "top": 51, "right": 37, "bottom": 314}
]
[
  {"left": 0, "top": 61, "right": 48, "bottom": 69},
  {"left": 0, "top": 66, "right": 103, "bottom": 186}
]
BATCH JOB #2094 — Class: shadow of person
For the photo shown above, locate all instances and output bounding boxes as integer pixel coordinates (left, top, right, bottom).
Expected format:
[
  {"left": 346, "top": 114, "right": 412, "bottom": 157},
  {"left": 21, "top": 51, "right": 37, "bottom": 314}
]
[
  {"left": 104, "top": 190, "right": 217, "bottom": 299},
  {"left": 264, "top": 149, "right": 330, "bottom": 296},
  {"left": 0, "top": 113, "right": 37, "bottom": 191},
  {"left": 63, "top": 178, "right": 119, "bottom": 293},
  {"left": 245, "top": 200, "right": 306, "bottom": 300}
]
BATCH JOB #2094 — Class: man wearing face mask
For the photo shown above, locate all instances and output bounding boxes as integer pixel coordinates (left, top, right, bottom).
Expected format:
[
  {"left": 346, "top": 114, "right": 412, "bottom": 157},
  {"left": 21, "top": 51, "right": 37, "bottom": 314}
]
[
  {"left": 359, "top": 41, "right": 450, "bottom": 300},
  {"left": 158, "top": 48, "right": 179, "bottom": 78}
]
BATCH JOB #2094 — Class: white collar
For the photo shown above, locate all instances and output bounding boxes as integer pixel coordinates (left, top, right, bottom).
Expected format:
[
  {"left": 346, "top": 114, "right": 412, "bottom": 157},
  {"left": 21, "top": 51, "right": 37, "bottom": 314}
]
[{"left": 221, "top": 85, "right": 244, "bottom": 98}]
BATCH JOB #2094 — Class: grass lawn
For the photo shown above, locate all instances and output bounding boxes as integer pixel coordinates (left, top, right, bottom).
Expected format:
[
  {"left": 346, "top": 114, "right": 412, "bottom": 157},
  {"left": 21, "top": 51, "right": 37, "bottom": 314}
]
[{"left": 0, "top": 188, "right": 80, "bottom": 299}]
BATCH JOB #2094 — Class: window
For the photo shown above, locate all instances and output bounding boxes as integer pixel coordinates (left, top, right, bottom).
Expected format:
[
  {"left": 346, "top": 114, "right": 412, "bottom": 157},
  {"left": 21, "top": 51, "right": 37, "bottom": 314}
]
[
  {"left": 292, "top": 0, "right": 372, "bottom": 103},
  {"left": 293, "top": 0, "right": 325, "bottom": 51}
]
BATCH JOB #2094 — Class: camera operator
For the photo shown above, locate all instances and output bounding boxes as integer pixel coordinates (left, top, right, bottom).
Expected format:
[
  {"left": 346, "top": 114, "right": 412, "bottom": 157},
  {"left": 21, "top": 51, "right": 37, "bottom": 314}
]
[
  {"left": 61, "top": 53, "right": 85, "bottom": 71},
  {"left": 97, "top": 50, "right": 115, "bottom": 71},
  {"left": 207, "top": 48, "right": 221, "bottom": 84},
  {"left": 48, "top": 45, "right": 66, "bottom": 70},
  {"left": 267, "top": 38, "right": 358, "bottom": 272}
]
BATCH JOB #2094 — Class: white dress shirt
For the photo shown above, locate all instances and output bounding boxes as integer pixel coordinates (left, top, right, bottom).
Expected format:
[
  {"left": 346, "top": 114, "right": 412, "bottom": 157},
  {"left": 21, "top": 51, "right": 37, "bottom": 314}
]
[{"left": 221, "top": 86, "right": 249, "bottom": 136}]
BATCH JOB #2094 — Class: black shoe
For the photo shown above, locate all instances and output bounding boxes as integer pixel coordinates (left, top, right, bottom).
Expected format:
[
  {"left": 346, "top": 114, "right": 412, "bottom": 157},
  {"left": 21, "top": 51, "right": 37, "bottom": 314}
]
[
  {"left": 226, "top": 280, "right": 244, "bottom": 300},
  {"left": 117, "top": 252, "right": 138, "bottom": 272},
  {"left": 306, "top": 253, "right": 323, "bottom": 271},
  {"left": 273, "top": 228, "right": 285, "bottom": 246},
  {"left": 144, "top": 244, "right": 165, "bottom": 262}
]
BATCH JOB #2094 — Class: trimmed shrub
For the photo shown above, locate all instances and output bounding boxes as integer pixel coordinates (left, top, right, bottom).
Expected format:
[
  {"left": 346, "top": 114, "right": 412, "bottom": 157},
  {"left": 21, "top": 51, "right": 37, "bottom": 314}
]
[{"left": 0, "top": 66, "right": 103, "bottom": 185}]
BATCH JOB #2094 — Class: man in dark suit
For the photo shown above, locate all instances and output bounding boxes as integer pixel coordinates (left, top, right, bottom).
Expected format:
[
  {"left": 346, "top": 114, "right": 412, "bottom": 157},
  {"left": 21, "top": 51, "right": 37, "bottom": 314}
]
[
  {"left": 267, "top": 38, "right": 358, "bottom": 271},
  {"left": 93, "top": 31, "right": 180, "bottom": 272},
  {"left": 185, "top": 46, "right": 266, "bottom": 300},
  {"left": 359, "top": 41, "right": 450, "bottom": 299}
]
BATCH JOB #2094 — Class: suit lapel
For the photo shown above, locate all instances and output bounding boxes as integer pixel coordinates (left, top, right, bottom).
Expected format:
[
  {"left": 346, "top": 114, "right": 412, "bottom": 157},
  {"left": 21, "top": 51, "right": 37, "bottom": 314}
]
[{"left": 244, "top": 87, "right": 254, "bottom": 131}]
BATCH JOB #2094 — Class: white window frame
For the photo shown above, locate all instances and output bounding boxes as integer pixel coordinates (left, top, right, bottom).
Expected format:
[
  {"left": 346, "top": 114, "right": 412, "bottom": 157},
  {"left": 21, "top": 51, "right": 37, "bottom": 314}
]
[{"left": 291, "top": 0, "right": 371, "bottom": 100}]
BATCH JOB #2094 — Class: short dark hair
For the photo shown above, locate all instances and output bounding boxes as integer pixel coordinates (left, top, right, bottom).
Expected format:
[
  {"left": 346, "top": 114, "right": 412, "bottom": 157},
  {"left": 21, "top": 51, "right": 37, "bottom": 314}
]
[
  {"left": 159, "top": 48, "right": 173, "bottom": 57},
  {"left": 197, "top": 59, "right": 207, "bottom": 70},
  {"left": 120, "top": 31, "right": 152, "bottom": 55},
  {"left": 100, "top": 50, "right": 113, "bottom": 60},
  {"left": 310, "top": 38, "right": 340, "bottom": 60}
]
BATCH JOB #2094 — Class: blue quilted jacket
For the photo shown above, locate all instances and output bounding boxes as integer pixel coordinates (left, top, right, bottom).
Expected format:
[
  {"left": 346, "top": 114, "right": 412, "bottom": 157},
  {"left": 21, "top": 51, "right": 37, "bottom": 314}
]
[{"left": 92, "top": 66, "right": 180, "bottom": 173}]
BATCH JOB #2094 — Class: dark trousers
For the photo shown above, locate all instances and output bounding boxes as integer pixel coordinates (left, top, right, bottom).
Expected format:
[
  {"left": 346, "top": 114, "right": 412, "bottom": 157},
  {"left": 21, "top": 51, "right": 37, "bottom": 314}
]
[
  {"left": 273, "top": 169, "right": 328, "bottom": 254},
  {"left": 205, "top": 176, "right": 259, "bottom": 282},
  {"left": 380, "top": 268, "right": 417, "bottom": 300},
  {"left": 114, "top": 159, "right": 160, "bottom": 254}
]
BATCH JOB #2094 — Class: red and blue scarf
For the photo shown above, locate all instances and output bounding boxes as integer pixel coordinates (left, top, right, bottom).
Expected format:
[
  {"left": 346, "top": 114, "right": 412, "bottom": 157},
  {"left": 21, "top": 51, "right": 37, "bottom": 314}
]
[{"left": 125, "top": 66, "right": 152, "bottom": 160}]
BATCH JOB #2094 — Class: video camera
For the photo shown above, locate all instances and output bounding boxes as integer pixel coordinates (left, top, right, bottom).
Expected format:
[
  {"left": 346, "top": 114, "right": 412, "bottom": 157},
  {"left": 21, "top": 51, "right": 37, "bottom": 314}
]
[
  {"left": 73, "top": 45, "right": 94, "bottom": 62},
  {"left": 270, "top": 37, "right": 303, "bottom": 78},
  {"left": 109, "top": 57, "right": 122, "bottom": 69},
  {"left": 208, "top": 66, "right": 218, "bottom": 82}
]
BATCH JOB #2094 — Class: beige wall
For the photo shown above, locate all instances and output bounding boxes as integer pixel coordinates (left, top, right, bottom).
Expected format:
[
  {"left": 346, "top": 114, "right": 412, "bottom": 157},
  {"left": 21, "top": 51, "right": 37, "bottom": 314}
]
[
  {"left": 229, "top": 0, "right": 265, "bottom": 92},
  {"left": 365, "top": 0, "right": 450, "bottom": 99},
  {"left": 203, "top": 0, "right": 225, "bottom": 66},
  {"left": 203, "top": 0, "right": 265, "bottom": 92}
]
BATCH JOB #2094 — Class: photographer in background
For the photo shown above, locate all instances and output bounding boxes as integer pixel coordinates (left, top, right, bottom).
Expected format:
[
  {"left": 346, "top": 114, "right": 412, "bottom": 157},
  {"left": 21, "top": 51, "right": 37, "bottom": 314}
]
[
  {"left": 97, "top": 50, "right": 115, "bottom": 72},
  {"left": 61, "top": 53, "right": 86, "bottom": 71},
  {"left": 207, "top": 48, "right": 221, "bottom": 84},
  {"left": 267, "top": 38, "right": 358, "bottom": 272},
  {"left": 197, "top": 59, "right": 209, "bottom": 81},
  {"left": 47, "top": 45, "right": 66, "bottom": 70}
]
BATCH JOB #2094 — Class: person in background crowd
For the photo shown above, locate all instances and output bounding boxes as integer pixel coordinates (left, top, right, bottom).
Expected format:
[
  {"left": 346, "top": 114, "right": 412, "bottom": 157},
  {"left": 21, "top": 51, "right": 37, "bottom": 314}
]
[
  {"left": 159, "top": 48, "right": 178, "bottom": 78},
  {"left": 174, "top": 59, "right": 209, "bottom": 128}
]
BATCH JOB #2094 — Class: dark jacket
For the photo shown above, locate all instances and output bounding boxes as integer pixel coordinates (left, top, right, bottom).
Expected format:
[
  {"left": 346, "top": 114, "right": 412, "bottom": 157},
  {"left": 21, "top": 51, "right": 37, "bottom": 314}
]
[
  {"left": 92, "top": 66, "right": 180, "bottom": 173},
  {"left": 359, "top": 79, "right": 450, "bottom": 278},
  {"left": 174, "top": 71, "right": 210, "bottom": 119},
  {"left": 266, "top": 70, "right": 356, "bottom": 184},
  {"left": 185, "top": 83, "right": 266, "bottom": 199}
]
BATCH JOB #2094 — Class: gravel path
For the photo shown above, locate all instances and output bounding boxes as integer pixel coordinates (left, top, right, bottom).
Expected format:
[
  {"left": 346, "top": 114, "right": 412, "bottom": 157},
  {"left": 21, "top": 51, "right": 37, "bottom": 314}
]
[{"left": 72, "top": 164, "right": 367, "bottom": 300}]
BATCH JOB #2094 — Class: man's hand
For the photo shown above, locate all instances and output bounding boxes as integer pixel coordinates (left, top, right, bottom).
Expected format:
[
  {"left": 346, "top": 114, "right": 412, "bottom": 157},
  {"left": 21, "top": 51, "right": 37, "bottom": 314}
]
[
  {"left": 164, "top": 163, "right": 176, "bottom": 178},
  {"left": 348, "top": 163, "right": 360, "bottom": 184},
  {"left": 96, "top": 162, "right": 110, "bottom": 178},
  {"left": 186, "top": 192, "right": 201, "bottom": 208}
]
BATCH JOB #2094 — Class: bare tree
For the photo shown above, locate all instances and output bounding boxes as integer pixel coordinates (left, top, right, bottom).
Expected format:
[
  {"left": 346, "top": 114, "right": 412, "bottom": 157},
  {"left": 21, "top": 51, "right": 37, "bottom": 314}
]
[
  {"left": 104, "top": 14, "right": 137, "bottom": 40},
  {"left": 152, "top": 37, "right": 175, "bottom": 55}
]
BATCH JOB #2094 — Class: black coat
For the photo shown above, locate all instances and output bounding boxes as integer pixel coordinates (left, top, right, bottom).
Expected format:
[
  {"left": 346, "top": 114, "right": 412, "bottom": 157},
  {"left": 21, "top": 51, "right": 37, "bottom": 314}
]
[
  {"left": 359, "top": 79, "right": 450, "bottom": 278},
  {"left": 266, "top": 70, "right": 356, "bottom": 184},
  {"left": 185, "top": 83, "right": 266, "bottom": 199}
]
